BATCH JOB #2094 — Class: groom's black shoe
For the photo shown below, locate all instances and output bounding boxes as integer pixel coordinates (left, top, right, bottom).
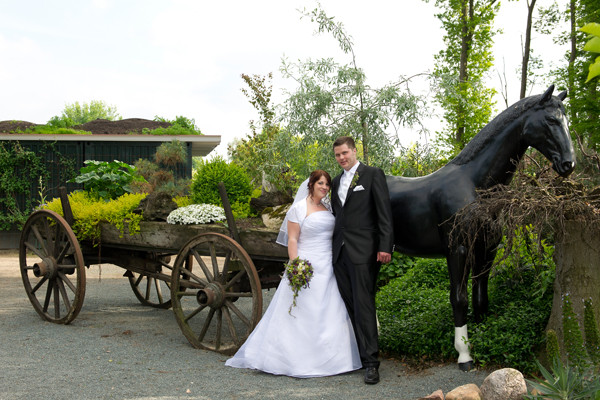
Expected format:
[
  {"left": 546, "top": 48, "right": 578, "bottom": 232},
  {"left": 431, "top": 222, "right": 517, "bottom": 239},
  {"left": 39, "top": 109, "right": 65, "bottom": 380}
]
[{"left": 364, "top": 367, "right": 379, "bottom": 384}]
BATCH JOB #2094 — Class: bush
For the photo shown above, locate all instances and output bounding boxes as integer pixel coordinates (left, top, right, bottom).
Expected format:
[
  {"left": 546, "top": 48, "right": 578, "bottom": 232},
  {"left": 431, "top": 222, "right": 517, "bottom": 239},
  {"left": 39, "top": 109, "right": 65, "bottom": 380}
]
[
  {"left": 190, "top": 156, "right": 252, "bottom": 218},
  {"left": 43, "top": 191, "right": 145, "bottom": 241},
  {"left": 377, "top": 277, "right": 455, "bottom": 358},
  {"left": 377, "top": 227, "right": 555, "bottom": 372}
]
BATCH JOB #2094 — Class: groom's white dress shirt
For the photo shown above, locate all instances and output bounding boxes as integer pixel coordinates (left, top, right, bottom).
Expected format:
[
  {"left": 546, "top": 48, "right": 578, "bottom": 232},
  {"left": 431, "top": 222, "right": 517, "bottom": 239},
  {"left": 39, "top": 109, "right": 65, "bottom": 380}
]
[{"left": 338, "top": 162, "right": 360, "bottom": 206}]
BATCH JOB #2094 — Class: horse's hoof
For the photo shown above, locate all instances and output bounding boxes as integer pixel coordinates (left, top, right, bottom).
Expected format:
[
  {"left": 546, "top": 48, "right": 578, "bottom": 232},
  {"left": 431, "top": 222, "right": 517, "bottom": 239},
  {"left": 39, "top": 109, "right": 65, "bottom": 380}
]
[{"left": 458, "top": 361, "right": 474, "bottom": 372}]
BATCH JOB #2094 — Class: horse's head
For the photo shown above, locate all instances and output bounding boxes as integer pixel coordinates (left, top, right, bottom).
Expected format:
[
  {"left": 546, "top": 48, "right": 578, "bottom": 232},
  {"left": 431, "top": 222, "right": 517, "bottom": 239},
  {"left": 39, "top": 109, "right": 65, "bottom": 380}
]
[{"left": 522, "top": 85, "right": 576, "bottom": 177}]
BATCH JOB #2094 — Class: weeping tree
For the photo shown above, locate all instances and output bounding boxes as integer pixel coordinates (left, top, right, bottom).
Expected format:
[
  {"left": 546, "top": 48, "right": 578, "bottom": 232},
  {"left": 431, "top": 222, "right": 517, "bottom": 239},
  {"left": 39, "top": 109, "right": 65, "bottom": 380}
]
[{"left": 279, "top": 4, "right": 427, "bottom": 174}]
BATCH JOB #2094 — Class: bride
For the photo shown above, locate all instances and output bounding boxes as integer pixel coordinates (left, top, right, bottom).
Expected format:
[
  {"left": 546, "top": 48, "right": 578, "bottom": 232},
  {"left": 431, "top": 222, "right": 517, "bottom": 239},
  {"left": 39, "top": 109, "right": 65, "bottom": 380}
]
[{"left": 225, "top": 170, "right": 361, "bottom": 378}]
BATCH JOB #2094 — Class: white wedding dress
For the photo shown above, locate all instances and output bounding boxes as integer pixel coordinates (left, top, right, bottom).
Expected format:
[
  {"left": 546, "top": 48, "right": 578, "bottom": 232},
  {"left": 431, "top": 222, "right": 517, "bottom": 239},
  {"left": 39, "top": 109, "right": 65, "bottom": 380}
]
[{"left": 225, "top": 199, "right": 361, "bottom": 378}]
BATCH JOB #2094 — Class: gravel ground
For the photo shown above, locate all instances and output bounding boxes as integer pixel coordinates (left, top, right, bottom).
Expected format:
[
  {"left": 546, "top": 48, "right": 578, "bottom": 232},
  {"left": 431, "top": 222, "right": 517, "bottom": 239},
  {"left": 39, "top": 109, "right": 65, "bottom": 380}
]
[{"left": 0, "top": 250, "right": 489, "bottom": 400}]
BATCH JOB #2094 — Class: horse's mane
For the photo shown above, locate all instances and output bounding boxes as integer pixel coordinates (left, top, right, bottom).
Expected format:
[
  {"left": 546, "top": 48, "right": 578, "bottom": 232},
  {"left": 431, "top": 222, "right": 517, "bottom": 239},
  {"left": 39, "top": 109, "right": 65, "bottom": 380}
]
[{"left": 450, "top": 94, "right": 547, "bottom": 166}]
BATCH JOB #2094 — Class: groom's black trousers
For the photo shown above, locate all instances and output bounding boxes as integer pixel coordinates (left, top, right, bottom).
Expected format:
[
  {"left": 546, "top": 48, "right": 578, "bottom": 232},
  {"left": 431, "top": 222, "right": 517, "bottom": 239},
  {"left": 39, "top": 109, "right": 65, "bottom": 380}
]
[{"left": 333, "top": 245, "right": 380, "bottom": 368}]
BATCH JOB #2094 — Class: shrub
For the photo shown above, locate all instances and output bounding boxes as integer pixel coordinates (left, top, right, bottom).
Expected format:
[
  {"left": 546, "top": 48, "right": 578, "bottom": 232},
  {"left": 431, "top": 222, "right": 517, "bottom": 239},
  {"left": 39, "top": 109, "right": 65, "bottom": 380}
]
[
  {"left": 377, "top": 257, "right": 455, "bottom": 358},
  {"left": 43, "top": 191, "right": 145, "bottom": 241},
  {"left": 190, "top": 156, "right": 252, "bottom": 218},
  {"left": 377, "top": 227, "right": 555, "bottom": 372},
  {"left": 377, "top": 277, "right": 455, "bottom": 358},
  {"left": 377, "top": 252, "right": 416, "bottom": 287},
  {"left": 132, "top": 140, "right": 189, "bottom": 197}
]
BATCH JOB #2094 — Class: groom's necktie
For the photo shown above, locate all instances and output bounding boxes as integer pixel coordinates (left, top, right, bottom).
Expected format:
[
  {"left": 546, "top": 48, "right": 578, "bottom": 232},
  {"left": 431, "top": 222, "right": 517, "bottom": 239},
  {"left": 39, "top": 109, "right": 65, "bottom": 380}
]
[{"left": 338, "top": 170, "right": 353, "bottom": 206}]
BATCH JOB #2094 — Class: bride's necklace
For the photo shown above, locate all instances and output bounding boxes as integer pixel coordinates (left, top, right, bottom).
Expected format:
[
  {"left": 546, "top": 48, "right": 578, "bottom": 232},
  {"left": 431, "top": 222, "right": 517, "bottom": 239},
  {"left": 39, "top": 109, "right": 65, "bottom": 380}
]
[{"left": 309, "top": 196, "right": 323, "bottom": 207}]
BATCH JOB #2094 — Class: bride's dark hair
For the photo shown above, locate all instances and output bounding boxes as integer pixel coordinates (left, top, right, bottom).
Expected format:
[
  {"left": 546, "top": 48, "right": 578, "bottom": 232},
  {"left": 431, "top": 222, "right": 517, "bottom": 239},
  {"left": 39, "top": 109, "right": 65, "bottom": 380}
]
[{"left": 307, "top": 170, "right": 332, "bottom": 196}]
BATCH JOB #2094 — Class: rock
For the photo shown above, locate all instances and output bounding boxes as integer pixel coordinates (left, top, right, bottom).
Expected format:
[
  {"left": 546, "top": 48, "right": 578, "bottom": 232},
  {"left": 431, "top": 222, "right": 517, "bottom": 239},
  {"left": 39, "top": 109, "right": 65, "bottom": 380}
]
[
  {"left": 261, "top": 204, "right": 290, "bottom": 230},
  {"left": 479, "top": 368, "right": 527, "bottom": 400},
  {"left": 446, "top": 383, "right": 482, "bottom": 400},
  {"left": 135, "top": 192, "right": 178, "bottom": 221},
  {"left": 418, "top": 389, "right": 444, "bottom": 400},
  {"left": 250, "top": 191, "right": 293, "bottom": 214}
]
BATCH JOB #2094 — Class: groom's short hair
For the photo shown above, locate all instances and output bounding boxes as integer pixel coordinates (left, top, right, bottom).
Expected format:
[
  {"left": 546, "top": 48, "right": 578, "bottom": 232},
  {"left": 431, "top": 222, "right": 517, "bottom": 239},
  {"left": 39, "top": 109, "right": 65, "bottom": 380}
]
[{"left": 333, "top": 136, "right": 356, "bottom": 150}]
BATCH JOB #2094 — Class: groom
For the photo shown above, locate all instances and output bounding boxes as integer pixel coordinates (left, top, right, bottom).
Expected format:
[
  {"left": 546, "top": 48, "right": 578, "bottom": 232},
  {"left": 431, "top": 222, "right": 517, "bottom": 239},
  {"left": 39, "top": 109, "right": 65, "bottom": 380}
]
[{"left": 331, "top": 136, "right": 394, "bottom": 384}]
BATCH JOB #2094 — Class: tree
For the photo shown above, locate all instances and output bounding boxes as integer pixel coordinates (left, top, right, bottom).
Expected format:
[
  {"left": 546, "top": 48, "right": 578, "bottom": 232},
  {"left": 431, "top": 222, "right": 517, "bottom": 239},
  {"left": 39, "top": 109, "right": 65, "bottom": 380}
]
[
  {"left": 427, "top": 0, "right": 499, "bottom": 154},
  {"left": 279, "top": 4, "right": 426, "bottom": 174},
  {"left": 48, "top": 100, "right": 121, "bottom": 127},
  {"left": 228, "top": 73, "right": 304, "bottom": 192},
  {"left": 520, "top": 0, "right": 538, "bottom": 99}
]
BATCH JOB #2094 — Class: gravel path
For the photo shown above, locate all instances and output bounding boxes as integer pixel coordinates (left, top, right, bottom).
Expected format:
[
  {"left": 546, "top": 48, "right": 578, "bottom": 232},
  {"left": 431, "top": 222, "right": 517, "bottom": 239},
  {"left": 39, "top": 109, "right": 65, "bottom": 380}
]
[{"left": 0, "top": 250, "right": 489, "bottom": 400}]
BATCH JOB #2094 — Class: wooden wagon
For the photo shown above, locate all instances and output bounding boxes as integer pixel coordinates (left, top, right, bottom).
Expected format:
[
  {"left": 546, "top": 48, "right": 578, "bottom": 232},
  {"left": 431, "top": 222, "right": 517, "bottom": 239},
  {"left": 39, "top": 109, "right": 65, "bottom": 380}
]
[{"left": 18, "top": 185, "right": 288, "bottom": 355}]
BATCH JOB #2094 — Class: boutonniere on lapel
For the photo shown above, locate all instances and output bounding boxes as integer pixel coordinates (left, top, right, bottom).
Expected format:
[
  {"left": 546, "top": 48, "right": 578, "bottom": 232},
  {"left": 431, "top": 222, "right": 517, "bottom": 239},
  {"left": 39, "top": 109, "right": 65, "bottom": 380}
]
[{"left": 350, "top": 171, "right": 360, "bottom": 189}]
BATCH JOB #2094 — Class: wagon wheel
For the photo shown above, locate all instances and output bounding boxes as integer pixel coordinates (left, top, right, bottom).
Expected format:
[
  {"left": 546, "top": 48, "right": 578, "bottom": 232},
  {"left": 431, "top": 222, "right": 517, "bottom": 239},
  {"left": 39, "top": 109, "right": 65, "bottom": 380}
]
[
  {"left": 127, "top": 254, "right": 192, "bottom": 309},
  {"left": 170, "top": 233, "right": 262, "bottom": 355},
  {"left": 19, "top": 210, "right": 86, "bottom": 324}
]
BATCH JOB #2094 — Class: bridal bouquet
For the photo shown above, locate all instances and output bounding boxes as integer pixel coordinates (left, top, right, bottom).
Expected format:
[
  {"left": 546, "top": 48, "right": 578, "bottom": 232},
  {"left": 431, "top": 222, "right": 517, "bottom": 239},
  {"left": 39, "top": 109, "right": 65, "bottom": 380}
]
[{"left": 284, "top": 257, "right": 314, "bottom": 315}]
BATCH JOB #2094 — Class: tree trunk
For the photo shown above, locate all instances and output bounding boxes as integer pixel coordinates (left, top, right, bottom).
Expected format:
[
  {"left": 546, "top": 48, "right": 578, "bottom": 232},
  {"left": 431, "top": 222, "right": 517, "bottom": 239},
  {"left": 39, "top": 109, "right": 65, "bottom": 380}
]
[
  {"left": 546, "top": 220, "right": 600, "bottom": 361},
  {"left": 520, "top": 0, "right": 537, "bottom": 99}
]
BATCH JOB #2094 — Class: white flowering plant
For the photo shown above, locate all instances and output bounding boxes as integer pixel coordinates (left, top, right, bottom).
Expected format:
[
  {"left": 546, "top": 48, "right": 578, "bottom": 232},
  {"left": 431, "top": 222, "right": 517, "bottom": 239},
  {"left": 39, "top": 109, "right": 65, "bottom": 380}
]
[{"left": 166, "top": 204, "right": 226, "bottom": 225}]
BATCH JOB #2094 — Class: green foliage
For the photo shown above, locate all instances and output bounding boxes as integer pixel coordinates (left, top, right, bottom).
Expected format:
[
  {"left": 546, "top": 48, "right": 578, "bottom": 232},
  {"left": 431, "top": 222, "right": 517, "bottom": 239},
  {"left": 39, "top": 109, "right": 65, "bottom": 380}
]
[
  {"left": 563, "top": 294, "right": 589, "bottom": 368},
  {"left": 428, "top": 0, "right": 499, "bottom": 154},
  {"left": 377, "top": 278, "right": 455, "bottom": 358},
  {"left": 70, "top": 160, "right": 146, "bottom": 201},
  {"left": 469, "top": 226, "right": 555, "bottom": 372},
  {"left": 548, "top": 329, "right": 561, "bottom": 364},
  {"left": 130, "top": 140, "right": 190, "bottom": 196},
  {"left": 525, "top": 358, "right": 600, "bottom": 399},
  {"left": 229, "top": 73, "right": 308, "bottom": 193},
  {"left": 470, "top": 302, "right": 551, "bottom": 372},
  {"left": 390, "top": 142, "right": 447, "bottom": 177},
  {"left": 155, "top": 140, "right": 187, "bottom": 167},
  {"left": 541, "top": 0, "right": 600, "bottom": 150},
  {"left": 490, "top": 225, "right": 556, "bottom": 309},
  {"left": 377, "top": 227, "right": 556, "bottom": 372},
  {"left": 0, "top": 141, "right": 76, "bottom": 230},
  {"left": 581, "top": 23, "right": 600, "bottom": 82},
  {"left": 377, "top": 252, "right": 417, "bottom": 286},
  {"left": 377, "top": 257, "right": 455, "bottom": 358},
  {"left": 4, "top": 124, "right": 91, "bottom": 135},
  {"left": 48, "top": 100, "right": 121, "bottom": 127},
  {"left": 0, "top": 142, "right": 48, "bottom": 229},
  {"left": 583, "top": 299, "right": 600, "bottom": 367},
  {"left": 43, "top": 191, "right": 145, "bottom": 241},
  {"left": 190, "top": 156, "right": 252, "bottom": 219},
  {"left": 149, "top": 116, "right": 202, "bottom": 135}
]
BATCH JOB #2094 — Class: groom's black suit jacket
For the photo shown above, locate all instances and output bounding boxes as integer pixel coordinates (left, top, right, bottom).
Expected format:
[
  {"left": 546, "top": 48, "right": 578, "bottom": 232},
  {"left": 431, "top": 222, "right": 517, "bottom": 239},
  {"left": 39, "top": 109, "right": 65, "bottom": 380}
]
[{"left": 331, "top": 162, "right": 394, "bottom": 265}]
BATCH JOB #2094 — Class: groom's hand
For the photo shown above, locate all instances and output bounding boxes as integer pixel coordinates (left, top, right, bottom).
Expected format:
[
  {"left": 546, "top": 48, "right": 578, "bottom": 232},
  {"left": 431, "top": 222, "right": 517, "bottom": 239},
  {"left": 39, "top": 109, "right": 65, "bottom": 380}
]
[{"left": 377, "top": 251, "right": 391, "bottom": 264}]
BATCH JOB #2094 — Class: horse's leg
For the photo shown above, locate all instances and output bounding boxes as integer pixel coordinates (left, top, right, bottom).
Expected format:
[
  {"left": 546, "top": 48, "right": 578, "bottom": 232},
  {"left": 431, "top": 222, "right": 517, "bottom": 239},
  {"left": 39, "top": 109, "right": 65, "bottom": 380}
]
[
  {"left": 446, "top": 244, "right": 474, "bottom": 371},
  {"left": 472, "top": 241, "right": 496, "bottom": 323}
]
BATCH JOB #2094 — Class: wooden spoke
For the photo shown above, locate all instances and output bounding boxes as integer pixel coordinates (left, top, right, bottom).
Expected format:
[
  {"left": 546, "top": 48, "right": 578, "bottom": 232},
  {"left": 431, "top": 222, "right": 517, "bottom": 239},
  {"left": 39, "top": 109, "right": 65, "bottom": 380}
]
[{"left": 191, "top": 248, "right": 213, "bottom": 282}]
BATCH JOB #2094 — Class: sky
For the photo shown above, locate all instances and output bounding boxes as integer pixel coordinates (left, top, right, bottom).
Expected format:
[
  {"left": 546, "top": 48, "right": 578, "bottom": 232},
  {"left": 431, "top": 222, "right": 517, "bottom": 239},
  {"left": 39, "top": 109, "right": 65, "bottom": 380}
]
[{"left": 1, "top": 0, "right": 568, "bottom": 158}]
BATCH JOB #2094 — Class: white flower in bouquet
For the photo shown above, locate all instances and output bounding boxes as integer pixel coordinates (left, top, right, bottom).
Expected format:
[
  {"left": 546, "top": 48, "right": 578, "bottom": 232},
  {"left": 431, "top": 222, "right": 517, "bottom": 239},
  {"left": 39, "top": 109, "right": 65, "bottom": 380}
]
[{"left": 167, "top": 204, "right": 226, "bottom": 225}]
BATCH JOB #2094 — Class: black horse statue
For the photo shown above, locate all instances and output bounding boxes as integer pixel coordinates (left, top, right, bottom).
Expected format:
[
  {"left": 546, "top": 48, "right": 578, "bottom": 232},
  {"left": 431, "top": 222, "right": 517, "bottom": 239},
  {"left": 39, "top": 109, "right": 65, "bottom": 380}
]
[{"left": 386, "top": 85, "right": 575, "bottom": 370}]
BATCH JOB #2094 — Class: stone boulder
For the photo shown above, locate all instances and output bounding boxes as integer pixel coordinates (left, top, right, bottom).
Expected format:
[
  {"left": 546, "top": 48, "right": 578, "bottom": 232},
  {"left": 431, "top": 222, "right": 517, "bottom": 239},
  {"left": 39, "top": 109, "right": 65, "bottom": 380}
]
[
  {"left": 479, "top": 368, "right": 526, "bottom": 400},
  {"left": 418, "top": 389, "right": 444, "bottom": 400},
  {"left": 446, "top": 383, "right": 482, "bottom": 400},
  {"left": 135, "top": 192, "right": 178, "bottom": 221},
  {"left": 261, "top": 203, "right": 290, "bottom": 230},
  {"left": 250, "top": 190, "right": 293, "bottom": 214}
]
